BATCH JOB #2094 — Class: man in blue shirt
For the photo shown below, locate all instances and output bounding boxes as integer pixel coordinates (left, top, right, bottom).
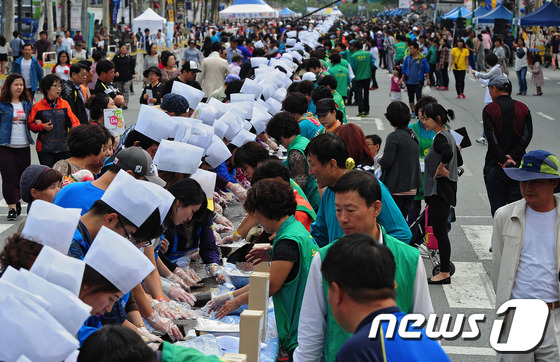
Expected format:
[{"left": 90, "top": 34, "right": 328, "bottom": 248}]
[
  {"left": 305, "top": 133, "right": 412, "bottom": 247},
  {"left": 226, "top": 36, "right": 242, "bottom": 64},
  {"left": 402, "top": 43, "right": 430, "bottom": 118},
  {"left": 321, "top": 233, "right": 449, "bottom": 362}
]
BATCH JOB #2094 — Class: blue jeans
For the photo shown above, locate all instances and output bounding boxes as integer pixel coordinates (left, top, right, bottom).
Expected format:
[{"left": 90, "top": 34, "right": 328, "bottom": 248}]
[
  {"left": 468, "top": 54, "right": 477, "bottom": 71},
  {"left": 483, "top": 164, "right": 523, "bottom": 216},
  {"left": 516, "top": 66, "right": 527, "bottom": 94}
]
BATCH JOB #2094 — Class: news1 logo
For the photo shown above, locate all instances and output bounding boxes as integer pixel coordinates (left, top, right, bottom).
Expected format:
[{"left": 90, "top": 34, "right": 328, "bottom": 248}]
[{"left": 369, "top": 299, "right": 549, "bottom": 352}]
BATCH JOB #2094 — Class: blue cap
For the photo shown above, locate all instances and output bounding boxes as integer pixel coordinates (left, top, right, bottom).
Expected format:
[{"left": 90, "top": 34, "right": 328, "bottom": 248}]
[{"left": 503, "top": 150, "right": 560, "bottom": 181}]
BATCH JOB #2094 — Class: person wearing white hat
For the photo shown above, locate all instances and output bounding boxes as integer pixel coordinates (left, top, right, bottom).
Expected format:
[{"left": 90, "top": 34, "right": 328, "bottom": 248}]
[{"left": 54, "top": 147, "right": 165, "bottom": 215}]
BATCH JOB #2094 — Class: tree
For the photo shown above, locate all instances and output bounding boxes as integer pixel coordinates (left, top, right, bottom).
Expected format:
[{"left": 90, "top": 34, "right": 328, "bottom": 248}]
[{"left": 5, "top": 0, "right": 14, "bottom": 41}]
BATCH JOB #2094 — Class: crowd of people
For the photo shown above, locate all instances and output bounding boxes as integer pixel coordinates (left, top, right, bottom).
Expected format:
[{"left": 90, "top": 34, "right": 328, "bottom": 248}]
[{"left": 0, "top": 11, "right": 557, "bottom": 362}]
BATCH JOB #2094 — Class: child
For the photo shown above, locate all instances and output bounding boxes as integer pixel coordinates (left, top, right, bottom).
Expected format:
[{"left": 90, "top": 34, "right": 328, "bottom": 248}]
[
  {"left": 531, "top": 53, "right": 544, "bottom": 96},
  {"left": 390, "top": 66, "right": 403, "bottom": 102}
]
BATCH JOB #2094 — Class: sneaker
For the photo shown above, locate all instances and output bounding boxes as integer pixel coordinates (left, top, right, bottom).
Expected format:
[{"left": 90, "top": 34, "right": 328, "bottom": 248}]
[
  {"left": 457, "top": 95, "right": 461, "bottom": 99},
  {"left": 7, "top": 208, "right": 17, "bottom": 221},
  {"left": 441, "top": 87, "right": 448, "bottom": 91},
  {"left": 516, "top": 92, "right": 522, "bottom": 95},
  {"left": 476, "top": 136, "right": 487, "bottom": 145},
  {"left": 533, "top": 93, "right": 543, "bottom": 96},
  {"left": 461, "top": 94, "right": 466, "bottom": 98}
]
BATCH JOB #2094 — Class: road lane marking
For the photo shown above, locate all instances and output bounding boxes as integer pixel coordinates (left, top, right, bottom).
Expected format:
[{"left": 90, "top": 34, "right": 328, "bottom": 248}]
[
  {"left": 543, "top": 76, "right": 550, "bottom": 80},
  {"left": 537, "top": 112, "right": 555, "bottom": 120},
  {"left": 0, "top": 224, "right": 13, "bottom": 234},
  {"left": 442, "top": 262, "right": 494, "bottom": 309},
  {"left": 374, "top": 118, "right": 385, "bottom": 130},
  {"left": 461, "top": 225, "right": 493, "bottom": 260}
]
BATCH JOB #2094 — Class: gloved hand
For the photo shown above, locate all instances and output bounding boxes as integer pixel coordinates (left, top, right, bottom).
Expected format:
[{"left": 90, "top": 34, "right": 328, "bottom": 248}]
[
  {"left": 137, "top": 326, "right": 163, "bottom": 343},
  {"left": 246, "top": 243, "right": 272, "bottom": 264},
  {"left": 214, "top": 213, "right": 234, "bottom": 231},
  {"left": 168, "top": 284, "right": 196, "bottom": 305},
  {"left": 220, "top": 190, "right": 234, "bottom": 203},
  {"left": 228, "top": 183, "right": 247, "bottom": 203},
  {"left": 265, "top": 138, "right": 278, "bottom": 151},
  {"left": 160, "top": 238, "right": 169, "bottom": 253},
  {"left": 166, "top": 273, "right": 190, "bottom": 291},
  {"left": 167, "top": 300, "right": 198, "bottom": 319},
  {"left": 147, "top": 311, "right": 183, "bottom": 341},
  {"left": 214, "top": 221, "right": 234, "bottom": 234},
  {"left": 207, "top": 264, "right": 227, "bottom": 284},
  {"left": 184, "top": 267, "right": 201, "bottom": 283},
  {"left": 220, "top": 233, "right": 241, "bottom": 245},
  {"left": 204, "top": 292, "right": 234, "bottom": 313},
  {"left": 174, "top": 267, "right": 199, "bottom": 287},
  {"left": 214, "top": 202, "right": 223, "bottom": 215},
  {"left": 153, "top": 300, "right": 182, "bottom": 320},
  {"left": 213, "top": 229, "right": 223, "bottom": 245},
  {"left": 214, "top": 191, "right": 226, "bottom": 208}
]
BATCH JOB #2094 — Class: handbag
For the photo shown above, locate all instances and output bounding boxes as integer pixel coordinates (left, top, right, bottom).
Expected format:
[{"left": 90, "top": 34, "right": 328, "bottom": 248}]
[{"left": 425, "top": 206, "right": 439, "bottom": 250}]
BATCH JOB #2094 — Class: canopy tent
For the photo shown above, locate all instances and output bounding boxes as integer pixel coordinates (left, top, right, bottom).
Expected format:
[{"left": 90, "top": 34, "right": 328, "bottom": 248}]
[
  {"left": 131, "top": 8, "right": 166, "bottom": 35},
  {"left": 475, "top": 4, "right": 513, "bottom": 23},
  {"left": 378, "top": 8, "right": 408, "bottom": 17},
  {"left": 279, "top": 7, "right": 296, "bottom": 17},
  {"left": 219, "top": 0, "right": 278, "bottom": 19},
  {"left": 473, "top": 5, "right": 489, "bottom": 18},
  {"left": 328, "top": 6, "right": 343, "bottom": 16},
  {"left": 442, "top": 6, "right": 472, "bottom": 20},
  {"left": 519, "top": 1, "right": 560, "bottom": 26}
]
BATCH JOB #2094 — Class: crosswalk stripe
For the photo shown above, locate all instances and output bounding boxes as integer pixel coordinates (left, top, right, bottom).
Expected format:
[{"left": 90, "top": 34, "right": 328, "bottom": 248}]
[
  {"left": 461, "top": 225, "right": 493, "bottom": 260},
  {"left": 0, "top": 199, "right": 6, "bottom": 208},
  {"left": 374, "top": 118, "right": 385, "bottom": 131},
  {"left": 0, "top": 224, "right": 13, "bottom": 234},
  {"left": 461, "top": 164, "right": 473, "bottom": 176},
  {"left": 442, "top": 262, "right": 494, "bottom": 309}
]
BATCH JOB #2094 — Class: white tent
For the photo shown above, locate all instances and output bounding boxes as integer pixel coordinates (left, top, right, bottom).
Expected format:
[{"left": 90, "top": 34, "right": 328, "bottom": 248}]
[
  {"left": 219, "top": 0, "right": 278, "bottom": 19},
  {"left": 132, "top": 8, "right": 166, "bottom": 36}
]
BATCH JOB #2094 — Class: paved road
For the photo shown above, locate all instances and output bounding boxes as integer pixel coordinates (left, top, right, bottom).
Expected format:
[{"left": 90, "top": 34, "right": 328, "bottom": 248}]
[{"left": 1, "top": 68, "right": 559, "bottom": 361}]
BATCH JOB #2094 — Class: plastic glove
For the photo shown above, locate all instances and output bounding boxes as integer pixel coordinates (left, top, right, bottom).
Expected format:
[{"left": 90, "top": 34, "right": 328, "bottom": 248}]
[
  {"left": 147, "top": 311, "right": 183, "bottom": 341},
  {"left": 168, "top": 284, "right": 196, "bottom": 305},
  {"left": 204, "top": 291, "right": 234, "bottom": 313},
  {"left": 265, "top": 137, "right": 278, "bottom": 151},
  {"left": 160, "top": 238, "right": 169, "bottom": 253},
  {"left": 214, "top": 213, "right": 234, "bottom": 231},
  {"left": 220, "top": 190, "right": 234, "bottom": 203},
  {"left": 207, "top": 264, "right": 227, "bottom": 284},
  {"left": 184, "top": 267, "right": 201, "bottom": 283},
  {"left": 213, "top": 202, "right": 223, "bottom": 215},
  {"left": 220, "top": 233, "right": 241, "bottom": 245},
  {"left": 153, "top": 300, "right": 182, "bottom": 320},
  {"left": 174, "top": 267, "right": 199, "bottom": 287},
  {"left": 213, "top": 229, "right": 223, "bottom": 245},
  {"left": 214, "top": 191, "right": 226, "bottom": 208},
  {"left": 246, "top": 243, "right": 272, "bottom": 264},
  {"left": 166, "top": 273, "right": 190, "bottom": 291},
  {"left": 167, "top": 300, "right": 198, "bottom": 319},
  {"left": 214, "top": 222, "right": 233, "bottom": 234},
  {"left": 228, "top": 183, "right": 247, "bottom": 203},
  {"left": 137, "top": 326, "right": 163, "bottom": 343}
]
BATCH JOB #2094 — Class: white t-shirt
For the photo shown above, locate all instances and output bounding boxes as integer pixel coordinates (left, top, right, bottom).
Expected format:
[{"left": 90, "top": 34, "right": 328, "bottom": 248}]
[
  {"left": 55, "top": 64, "right": 71, "bottom": 81},
  {"left": 20, "top": 58, "right": 32, "bottom": 88},
  {"left": 512, "top": 207, "right": 559, "bottom": 302},
  {"left": 63, "top": 37, "right": 75, "bottom": 50},
  {"left": 10, "top": 102, "right": 28, "bottom": 147},
  {"left": 515, "top": 47, "right": 528, "bottom": 71},
  {"left": 73, "top": 49, "right": 87, "bottom": 61}
]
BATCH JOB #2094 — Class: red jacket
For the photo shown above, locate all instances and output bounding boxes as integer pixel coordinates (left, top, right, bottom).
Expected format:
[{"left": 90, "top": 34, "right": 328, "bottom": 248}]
[{"left": 28, "top": 97, "right": 80, "bottom": 152}]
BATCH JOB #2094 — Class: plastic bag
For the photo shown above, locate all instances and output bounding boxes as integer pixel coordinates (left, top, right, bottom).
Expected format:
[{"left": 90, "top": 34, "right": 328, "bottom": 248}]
[
  {"left": 422, "top": 85, "right": 431, "bottom": 97},
  {"left": 173, "top": 334, "right": 223, "bottom": 357}
]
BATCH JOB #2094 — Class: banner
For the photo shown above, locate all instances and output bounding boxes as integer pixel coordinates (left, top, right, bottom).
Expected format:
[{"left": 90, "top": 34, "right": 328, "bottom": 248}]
[
  {"left": 398, "top": 0, "right": 411, "bottom": 9},
  {"left": 112, "top": 0, "right": 121, "bottom": 24},
  {"left": 70, "top": 0, "right": 82, "bottom": 30}
]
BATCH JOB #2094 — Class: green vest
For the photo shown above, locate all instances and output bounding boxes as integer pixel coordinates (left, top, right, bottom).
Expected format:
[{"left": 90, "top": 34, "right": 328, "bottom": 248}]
[
  {"left": 290, "top": 178, "right": 317, "bottom": 222},
  {"left": 332, "top": 91, "right": 347, "bottom": 124},
  {"left": 285, "top": 135, "right": 321, "bottom": 212},
  {"left": 271, "top": 215, "right": 319, "bottom": 352},
  {"left": 160, "top": 341, "right": 223, "bottom": 361},
  {"left": 410, "top": 122, "right": 434, "bottom": 200},
  {"left": 318, "top": 225, "right": 420, "bottom": 361}
]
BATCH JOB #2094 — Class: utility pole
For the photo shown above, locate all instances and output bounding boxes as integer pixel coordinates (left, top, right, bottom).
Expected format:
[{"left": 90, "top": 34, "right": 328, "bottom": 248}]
[
  {"left": 61, "top": 0, "right": 67, "bottom": 28},
  {"left": 82, "top": 0, "right": 89, "bottom": 47},
  {"left": 46, "top": 0, "right": 54, "bottom": 40},
  {"left": 5, "top": 0, "right": 15, "bottom": 41},
  {"left": 17, "top": 0, "right": 23, "bottom": 34}
]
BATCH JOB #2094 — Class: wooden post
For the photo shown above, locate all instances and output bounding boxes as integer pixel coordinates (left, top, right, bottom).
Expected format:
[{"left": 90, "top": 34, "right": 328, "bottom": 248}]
[
  {"left": 239, "top": 310, "right": 264, "bottom": 362},
  {"left": 248, "top": 271, "right": 270, "bottom": 342}
]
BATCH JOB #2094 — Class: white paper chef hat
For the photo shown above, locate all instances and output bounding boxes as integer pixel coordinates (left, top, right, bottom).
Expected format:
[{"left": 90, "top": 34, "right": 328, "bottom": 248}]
[
  {"left": 251, "top": 114, "right": 271, "bottom": 135},
  {"left": 250, "top": 57, "right": 269, "bottom": 68},
  {"left": 266, "top": 97, "right": 282, "bottom": 115},
  {"left": 213, "top": 119, "right": 228, "bottom": 140},
  {"left": 0, "top": 279, "right": 50, "bottom": 310},
  {"left": 232, "top": 101, "right": 253, "bottom": 119},
  {"left": 205, "top": 135, "right": 232, "bottom": 168},
  {"left": 193, "top": 104, "right": 218, "bottom": 126},
  {"left": 230, "top": 93, "right": 254, "bottom": 103},
  {"left": 1, "top": 266, "right": 92, "bottom": 335},
  {"left": 135, "top": 105, "right": 177, "bottom": 143},
  {"left": 286, "top": 38, "right": 297, "bottom": 47},
  {"left": 0, "top": 296, "right": 79, "bottom": 362},
  {"left": 231, "top": 129, "right": 256, "bottom": 147},
  {"left": 172, "top": 81, "right": 205, "bottom": 110},
  {"left": 84, "top": 227, "right": 155, "bottom": 294},
  {"left": 272, "top": 87, "right": 287, "bottom": 102},
  {"left": 140, "top": 182, "right": 174, "bottom": 225},
  {"left": 254, "top": 40, "right": 264, "bottom": 48},
  {"left": 219, "top": 111, "right": 243, "bottom": 140},
  {"left": 187, "top": 122, "right": 214, "bottom": 151},
  {"left": 261, "top": 84, "right": 277, "bottom": 101},
  {"left": 243, "top": 120, "right": 252, "bottom": 131},
  {"left": 173, "top": 117, "right": 193, "bottom": 143},
  {"left": 100, "top": 170, "right": 160, "bottom": 227},
  {"left": 153, "top": 140, "right": 205, "bottom": 175},
  {"left": 207, "top": 97, "right": 227, "bottom": 118},
  {"left": 20, "top": 200, "right": 81, "bottom": 254},
  {"left": 240, "top": 78, "right": 263, "bottom": 100},
  {"left": 286, "top": 30, "right": 297, "bottom": 38},
  {"left": 190, "top": 169, "right": 217, "bottom": 201},
  {"left": 30, "top": 245, "right": 85, "bottom": 296}
]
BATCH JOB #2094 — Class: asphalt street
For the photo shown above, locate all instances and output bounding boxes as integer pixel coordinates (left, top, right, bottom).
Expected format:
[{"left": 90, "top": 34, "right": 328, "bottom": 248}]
[{"left": 1, "top": 66, "right": 559, "bottom": 361}]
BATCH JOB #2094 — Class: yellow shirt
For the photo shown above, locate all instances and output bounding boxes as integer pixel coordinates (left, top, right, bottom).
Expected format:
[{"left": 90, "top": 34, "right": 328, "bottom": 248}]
[{"left": 451, "top": 47, "right": 469, "bottom": 71}]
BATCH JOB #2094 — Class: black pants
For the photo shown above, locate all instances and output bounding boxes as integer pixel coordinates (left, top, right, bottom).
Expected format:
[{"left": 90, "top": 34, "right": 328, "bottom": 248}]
[
  {"left": 483, "top": 164, "right": 523, "bottom": 217},
  {"left": 427, "top": 195, "right": 451, "bottom": 273},
  {"left": 354, "top": 78, "right": 370, "bottom": 114},
  {"left": 429, "top": 63, "right": 436, "bottom": 86},
  {"left": 370, "top": 66, "right": 378, "bottom": 88},
  {"left": 406, "top": 83, "right": 422, "bottom": 107},
  {"left": 38, "top": 151, "right": 70, "bottom": 168},
  {"left": 379, "top": 49, "right": 386, "bottom": 69},
  {"left": 453, "top": 69, "right": 466, "bottom": 95},
  {"left": 0, "top": 146, "right": 31, "bottom": 204},
  {"left": 393, "top": 195, "right": 414, "bottom": 222},
  {"left": 440, "top": 64, "right": 449, "bottom": 88}
]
